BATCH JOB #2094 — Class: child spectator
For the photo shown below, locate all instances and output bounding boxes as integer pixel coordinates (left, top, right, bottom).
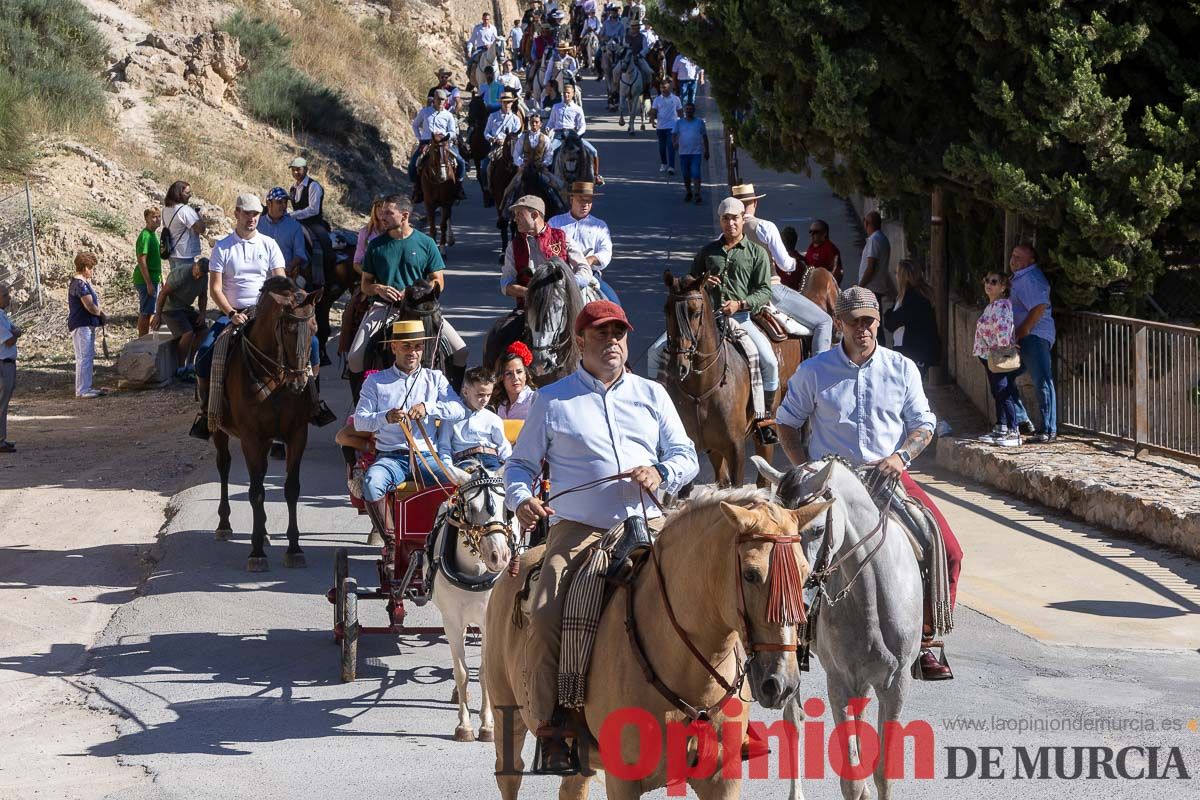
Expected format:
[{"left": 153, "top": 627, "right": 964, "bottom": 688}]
[
  {"left": 0, "top": 284, "right": 21, "bottom": 452},
  {"left": 973, "top": 271, "right": 1022, "bottom": 447},
  {"left": 134, "top": 207, "right": 162, "bottom": 337},
  {"left": 438, "top": 367, "right": 511, "bottom": 471},
  {"left": 67, "top": 252, "right": 106, "bottom": 399},
  {"left": 152, "top": 257, "right": 209, "bottom": 381}
]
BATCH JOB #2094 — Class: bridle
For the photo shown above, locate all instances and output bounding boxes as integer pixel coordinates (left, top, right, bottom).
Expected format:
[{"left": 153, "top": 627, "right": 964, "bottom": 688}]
[
  {"left": 445, "top": 471, "right": 511, "bottom": 558},
  {"left": 664, "top": 288, "right": 728, "bottom": 395},
  {"left": 241, "top": 298, "right": 314, "bottom": 395}
]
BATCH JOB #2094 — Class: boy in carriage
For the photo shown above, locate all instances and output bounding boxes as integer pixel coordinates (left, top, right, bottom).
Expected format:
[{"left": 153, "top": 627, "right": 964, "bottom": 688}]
[{"left": 436, "top": 366, "right": 512, "bottom": 473}]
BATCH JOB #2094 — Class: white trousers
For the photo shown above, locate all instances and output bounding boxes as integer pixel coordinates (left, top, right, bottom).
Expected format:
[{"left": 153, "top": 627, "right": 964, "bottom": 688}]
[{"left": 72, "top": 327, "right": 96, "bottom": 396}]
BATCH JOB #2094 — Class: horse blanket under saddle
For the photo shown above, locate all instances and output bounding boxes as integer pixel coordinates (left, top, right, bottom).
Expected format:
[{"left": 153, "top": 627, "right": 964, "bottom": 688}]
[
  {"left": 726, "top": 325, "right": 767, "bottom": 420},
  {"left": 207, "top": 307, "right": 256, "bottom": 434}
]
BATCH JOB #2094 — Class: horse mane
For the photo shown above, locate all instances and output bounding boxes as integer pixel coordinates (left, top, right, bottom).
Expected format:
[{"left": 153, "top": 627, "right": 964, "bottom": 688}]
[
  {"left": 256, "top": 276, "right": 298, "bottom": 312},
  {"left": 527, "top": 258, "right": 585, "bottom": 339},
  {"left": 660, "top": 485, "right": 779, "bottom": 541}
]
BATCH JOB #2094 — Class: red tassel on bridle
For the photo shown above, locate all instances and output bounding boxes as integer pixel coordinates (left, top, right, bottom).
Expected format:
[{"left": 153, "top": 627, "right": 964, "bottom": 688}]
[{"left": 766, "top": 540, "right": 807, "bottom": 626}]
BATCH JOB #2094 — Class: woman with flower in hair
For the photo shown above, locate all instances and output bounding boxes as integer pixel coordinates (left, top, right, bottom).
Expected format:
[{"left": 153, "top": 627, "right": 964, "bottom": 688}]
[{"left": 493, "top": 341, "right": 536, "bottom": 420}]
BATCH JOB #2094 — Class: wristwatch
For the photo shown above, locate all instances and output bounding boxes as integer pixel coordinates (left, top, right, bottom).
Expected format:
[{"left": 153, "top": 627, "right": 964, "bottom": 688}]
[{"left": 896, "top": 450, "right": 912, "bottom": 467}]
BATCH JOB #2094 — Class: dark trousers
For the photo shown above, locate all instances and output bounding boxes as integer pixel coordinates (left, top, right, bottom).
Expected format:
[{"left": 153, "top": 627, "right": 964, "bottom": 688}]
[
  {"left": 980, "top": 357, "right": 1023, "bottom": 430},
  {"left": 656, "top": 128, "right": 676, "bottom": 167}
]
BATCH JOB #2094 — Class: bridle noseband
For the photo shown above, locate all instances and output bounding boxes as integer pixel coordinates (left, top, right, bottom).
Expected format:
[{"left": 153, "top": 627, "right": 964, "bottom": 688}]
[
  {"left": 446, "top": 472, "right": 512, "bottom": 557},
  {"left": 241, "top": 300, "right": 314, "bottom": 394},
  {"left": 665, "top": 289, "right": 727, "bottom": 391}
]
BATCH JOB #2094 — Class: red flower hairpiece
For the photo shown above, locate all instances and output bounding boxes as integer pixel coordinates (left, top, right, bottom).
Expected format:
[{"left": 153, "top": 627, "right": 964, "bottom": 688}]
[{"left": 505, "top": 341, "right": 533, "bottom": 367}]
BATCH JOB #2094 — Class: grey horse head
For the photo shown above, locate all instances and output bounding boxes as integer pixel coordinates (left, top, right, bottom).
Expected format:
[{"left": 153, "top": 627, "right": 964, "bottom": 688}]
[{"left": 526, "top": 258, "right": 584, "bottom": 379}]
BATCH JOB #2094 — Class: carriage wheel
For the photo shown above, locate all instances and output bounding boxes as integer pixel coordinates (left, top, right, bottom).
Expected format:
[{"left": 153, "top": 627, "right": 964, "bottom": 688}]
[
  {"left": 340, "top": 577, "right": 359, "bottom": 682},
  {"left": 333, "top": 548, "right": 349, "bottom": 642}
]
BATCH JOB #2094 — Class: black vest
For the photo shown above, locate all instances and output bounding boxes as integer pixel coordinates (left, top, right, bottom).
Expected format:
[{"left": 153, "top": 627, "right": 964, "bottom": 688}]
[{"left": 291, "top": 179, "right": 325, "bottom": 225}]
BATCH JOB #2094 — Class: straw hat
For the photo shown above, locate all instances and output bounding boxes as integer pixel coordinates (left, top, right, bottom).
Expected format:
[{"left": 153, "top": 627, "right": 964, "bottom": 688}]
[
  {"left": 567, "top": 181, "right": 600, "bottom": 197},
  {"left": 730, "top": 183, "right": 766, "bottom": 201},
  {"left": 383, "top": 319, "right": 433, "bottom": 343}
]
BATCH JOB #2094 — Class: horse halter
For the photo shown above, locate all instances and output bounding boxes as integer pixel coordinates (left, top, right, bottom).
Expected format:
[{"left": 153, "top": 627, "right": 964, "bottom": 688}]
[
  {"left": 446, "top": 472, "right": 511, "bottom": 556},
  {"left": 241, "top": 299, "right": 314, "bottom": 393},
  {"left": 665, "top": 290, "right": 722, "bottom": 381}
]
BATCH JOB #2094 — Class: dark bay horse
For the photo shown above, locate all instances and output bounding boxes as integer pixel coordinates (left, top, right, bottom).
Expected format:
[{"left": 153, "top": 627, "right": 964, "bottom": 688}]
[
  {"left": 312, "top": 228, "right": 357, "bottom": 365},
  {"left": 661, "top": 272, "right": 803, "bottom": 487},
  {"left": 419, "top": 140, "right": 458, "bottom": 254},
  {"left": 489, "top": 138, "right": 520, "bottom": 260},
  {"left": 212, "top": 276, "right": 320, "bottom": 571},
  {"left": 465, "top": 93, "right": 489, "bottom": 196}
]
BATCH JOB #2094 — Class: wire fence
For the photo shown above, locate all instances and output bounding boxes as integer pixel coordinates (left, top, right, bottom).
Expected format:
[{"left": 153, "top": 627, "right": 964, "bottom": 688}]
[{"left": 0, "top": 183, "right": 43, "bottom": 321}]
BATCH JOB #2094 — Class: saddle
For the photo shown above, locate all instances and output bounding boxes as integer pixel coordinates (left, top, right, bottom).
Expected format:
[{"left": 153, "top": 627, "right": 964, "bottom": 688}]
[{"left": 753, "top": 303, "right": 810, "bottom": 342}]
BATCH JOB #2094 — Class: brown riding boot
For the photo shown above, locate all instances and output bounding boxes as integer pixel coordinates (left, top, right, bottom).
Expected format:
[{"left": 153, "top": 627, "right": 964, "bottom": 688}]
[
  {"left": 364, "top": 497, "right": 397, "bottom": 583},
  {"left": 189, "top": 377, "right": 211, "bottom": 440}
]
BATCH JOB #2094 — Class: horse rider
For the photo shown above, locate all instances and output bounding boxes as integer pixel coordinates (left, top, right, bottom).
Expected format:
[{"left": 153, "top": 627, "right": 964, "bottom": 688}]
[
  {"left": 500, "top": 195, "right": 591, "bottom": 308},
  {"left": 775, "top": 287, "right": 962, "bottom": 681},
  {"left": 600, "top": 3, "right": 625, "bottom": 45},
  {"left": 504, "top": 299, "right": 699, "bottom": 771},
  {"left": 529, "top": 22, "right": 556, "bottom": 67},
  {"left": 624, "top": 0, "right": 647, "bottom": 23},
  {"left": 543, "top": 42, "right": 579, "bottom": 96},
  {"left": 521, "top": 0, "right": 545, "bottom": 28},
  {"left": 548, "top": 181, "right": 619, "bottom": 304},
  {"left": 581, "top": 6, "right": 602, "bottom": 71},
  {"left": 466, "top": 11, "right": 499, "bottom": 86},
  {"left": 258, "top": 187, "right": 309, "bottom": 288},
  {"left": 622, "top": 20, "right": 653, "bottom": 89},
  {"left": 497, "top": 57, "right": 523, "bottom": 101},
  {"left": 482, "top": 90, "right": 523, "bottom": 205},
  {"left": 731, "top": 183, "right": 834, "bottom": 354},
  {"left": 545, "top": 83, "right": 604, "bottom": 185},
  {"left": 480, "top": 65, "right": 504, "bottom": 113},
  {"left": 354, "top": 318, "right": 462, "bottom": 580},
  {"left": 502, "top": 113, "right": 559, "bottom": 212},
  {"left": 190, "top": 193, "right": 333, "bottom": 439},
  {"left": 346, "top": 195, "right": 469, "bottom": 389},
  {"left": 429, "top": 68, "right": 462, "bottom": 114},
  {"left": 287, "top": 157, "right": 330, "bottom": 289},
  {"left": 412, "top": 89, "right": 468, "bottom": 203}
]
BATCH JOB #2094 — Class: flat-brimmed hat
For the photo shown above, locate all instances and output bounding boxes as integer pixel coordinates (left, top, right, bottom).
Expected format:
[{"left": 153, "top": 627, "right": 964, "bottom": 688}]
[
  {"left": 730, "top": 183, "right": 766, "bottom": 201},
  {"left": 499, "top": 89, "right": 519, "bottom": 104},
  {"left": 575, "top": 300, "right": 633, "bottom": 335},
  {"left": 235, "top": 193, "right": 264, "bottom": 213},
  {"left": 510, "top": 194, "right": 546, "bottom": 216},
  {"left": 384, "top": 319, "right": 434, "bottom": 343},
  {"left": 717, "top": 197, "right": 745, "bottom": 217},
  {"left": 834, "top": 286, "right": 881, "bottom": 320},
  {"left": 289, "top": 157, "right": 308, "bottom": 168},
  {"left": 567, "top": 181, "right": 599, "bottom": 197}
]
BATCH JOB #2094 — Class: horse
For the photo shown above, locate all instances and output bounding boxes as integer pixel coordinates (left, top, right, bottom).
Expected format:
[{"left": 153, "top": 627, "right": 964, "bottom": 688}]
[
  {"left": 646, "top": 39, "right": 678, "bottom": 92},
  {"left": 752, "top": 456, "right": 924, "bottom": 800},
  {"left": 484, "top": 486, "right": 826, "bottom": 798},
  {"left": 313, "top": 228, "right": 358, "bottom": 365},
  {"left": 211, "top": 276, "right": 320, "bottom": 572},
  {"left": 472, "top": 38, "right": 508, "bottom": 90},
  {"left": 419, "top": 139, "right": 458, "bottom": 255},
  {"left": 433, "top": 460, "right": 515, "bottom": 744},
  {"left": 525, "top": 258, "right": 590, "bottom": 384},
  {"left": 579, "top": 28, "right": 600, "bottom": 76},
  {"left": 489, "top": 137, "right": 520, "bottom": 260},
  {"left": 661, "top": 272, "right": 804, "bottom": 487},
  {"left": 617, "top": 50, "right": 648, "bottom": 134},
  {"left": 602, "top": 40, "right": 624, "bottom": 109},
  {"left": 798, "top": 263, "right": 840, "bottom": 316},
  {"left": 552, "top": 129, "right": 595, "bottom": 187},
  {"left": 465, "top": 93, "right": 491, "bottom": 195}
]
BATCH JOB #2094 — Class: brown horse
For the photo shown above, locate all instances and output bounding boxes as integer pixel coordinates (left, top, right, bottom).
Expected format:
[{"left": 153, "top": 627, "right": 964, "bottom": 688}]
[
  {"left": 489, "top": 137, "right": 520, "bottom": 259},
  {"left": 484, "top": 486, "right": 823, "bottom": 799},
  {"left": 799, "top": 263, "right": 839, "bottom": 316},
  {"left": 212, "top": 276, "right": 320, "bottom": 572},
  {"left": 662, "top": 272, "right": 803, "bottom": 487},
  {"left": 419, "top": 139, "right": 459, "bottom": 254}
]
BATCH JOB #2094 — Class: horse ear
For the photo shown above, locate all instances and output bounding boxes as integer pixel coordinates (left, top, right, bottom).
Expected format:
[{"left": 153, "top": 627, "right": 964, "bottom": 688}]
[
  {"left": 267, "top": 290, "right": 292, "bottom": 308},
  {"left": 750, "top": 455, "right": 786, "bottom": 488},
  {"left": 302, "top": 287, "right": 323, "bottom": 306},
  {"left": 431, "top": 282, "right": 442, "bottom": 298},
  {"left": 791, "top": 498, "right": 835, "bottom": 532},
  {"left": 663, "top": 270, "right": 673, "bottom": 288},
  {"left": 719, "top": 501, "right": 759, "bottom": 532}
]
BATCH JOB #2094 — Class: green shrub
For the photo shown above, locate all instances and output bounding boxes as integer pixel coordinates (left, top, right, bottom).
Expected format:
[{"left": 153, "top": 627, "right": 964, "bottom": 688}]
[
  {"left": 81, "top": 209, "right": 128, "bottom": 236},
  {"left": 0, "top": 73, "right": 31, "bottom": 171}
]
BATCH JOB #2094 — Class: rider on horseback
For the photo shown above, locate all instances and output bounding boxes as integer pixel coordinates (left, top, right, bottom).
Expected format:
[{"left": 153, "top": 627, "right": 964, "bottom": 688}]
[
  {"left": 501, "top": 114, "right": 561, "bottom": 213},
  {"left": 429, "top": 68, "right": 461, "bottom": 114},
  {"left": 545, "top": 83, "right": 604, "bottom": 185},
  {"left": 622, "top": 20, "right": 653, "bottom": 91},
  {"left": 482, "top": 90, "right": 523, "bottom": 204},
  {"left": 547, "top": 181, "right": 619, "bottom": 304},
  {"left": 465, "top": 12, "right": 498, "bottom": 87},
  {"left": 413, "top": 89, "right": 468, "bottom": 203},
  {"left": 287, "top": 157, "right": 331, "bottom": 289},
  {"left": 600, "top": 3, "right": 625, "bottom": 44},
  {"left": 542, "top": 42, "right": 579, "bottom": 98},
  {"left": 500, "top": 195, "right": 591, "bottom": 308}
]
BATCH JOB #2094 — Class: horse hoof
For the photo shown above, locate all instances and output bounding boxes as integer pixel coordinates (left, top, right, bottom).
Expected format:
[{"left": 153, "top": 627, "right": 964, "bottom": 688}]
[
  {"left": 478, "top": 728, "right": 494, "bottom": 743},
  {"left": 215, "top": 527, "right": 233, "bottom": 541},
  {"left": 283, "top": 551, "right": 307, "bottom": 569},
  {"left": 454, "top": 726, "right": 475, "bottom": 743},
  {"left": 247, "top": 557, "right": 270, "bottom": 573}
]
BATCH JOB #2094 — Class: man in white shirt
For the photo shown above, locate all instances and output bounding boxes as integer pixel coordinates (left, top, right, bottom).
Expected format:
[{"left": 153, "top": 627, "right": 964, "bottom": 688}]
[
  {"left": 505, "top": 300, "right": 698, "bottom": 771},
  {"left": 497, "top": 58, "right": 523, "bottom": 99},
  {"left": 649, "top": 80, "right": 682, "bottom": 175},
  {"left": 671, "top": 52, "right": 702, "bottom": 106},
  {"left": 482, "top": 91, "right": 523, "bottom": 206},
  {"left": 547, "top": 181, "right": 618, "bottom": 303},
  {"left": 414, "top": 89, "right": 468, "bottom": 202},
  {"left": 544, "top": 83, "right": 603, "bottom": 184},
  {"left": 466, "top": 12, "right": 498, "bottom": 80},
  {"left": 287, "top": 157, "right": 330, "bottom": 288}
]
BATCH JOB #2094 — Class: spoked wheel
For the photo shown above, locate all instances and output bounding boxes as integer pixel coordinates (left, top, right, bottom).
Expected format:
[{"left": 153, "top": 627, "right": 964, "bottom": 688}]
[
  {"left": 340, "top": 577, "right": 358, "bottom": 683},
  {"left": 333, "top": 548, "right": 348, "bottom": 642}
]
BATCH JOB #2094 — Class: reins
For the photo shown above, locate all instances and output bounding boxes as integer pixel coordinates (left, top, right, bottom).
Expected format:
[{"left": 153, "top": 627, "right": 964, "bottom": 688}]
[{"left": 240, "top": 301, "right": 314, "bottom": 397}]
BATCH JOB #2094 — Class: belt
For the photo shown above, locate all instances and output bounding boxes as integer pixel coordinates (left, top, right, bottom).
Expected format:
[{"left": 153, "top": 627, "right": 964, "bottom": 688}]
[
  {"left": 0, "top": 358, "right": 14, "bottom": 364},
  {"left": 454, "top": 446, "right": 499, "bottom": 460}
]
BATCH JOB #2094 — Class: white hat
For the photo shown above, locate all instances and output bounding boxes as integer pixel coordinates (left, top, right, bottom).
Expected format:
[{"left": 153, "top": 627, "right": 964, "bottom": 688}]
[
  {"left": 717, "top": 197, "right": 745, "bottom": 217},
  {"left": 236, "top": 193, "right": 264, "bottom": 213},
  {"left": 289, "top": 157, "right": 307, "bottom": 168},
  {"left": 510, "top": 195, "right": 546, "bottom": 216}
]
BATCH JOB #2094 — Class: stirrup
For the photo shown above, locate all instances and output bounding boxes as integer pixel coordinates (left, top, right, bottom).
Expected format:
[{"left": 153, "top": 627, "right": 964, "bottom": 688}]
[
  {"left": 311, "top": 400, "right": 337, "bottom": 427},
  {"left": 532, "top": 725, "right": 581, "bottom": 775},
  {"left": 754, "top": 420, "right": 779, "bottom": 445},
  {"left": 188, "top": 413, "right": 211, "bottom": 441},
  {"left": 912, "top": 639, "right": 954, "bottom": 681}
]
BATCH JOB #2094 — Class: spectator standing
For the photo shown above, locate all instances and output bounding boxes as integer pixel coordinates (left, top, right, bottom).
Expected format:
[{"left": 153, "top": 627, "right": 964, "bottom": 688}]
[
  {"left": 672, "top": 102, "right": 708, "bottom": 204},
  {"left": 857, "top": 210, "right": 893, "bottom": 296},
  {"left": 883, "top": 259, "right": 941, "bottom": 380},
  {"left": 67, "top": 252, "right": 106, "bottom": 399},
  {"left": 151, "top": 257, "right": 209, "bottom": 380},
  {"left": 650, "top": 80, "right": 681, "bottom": 175},
  {"left": 803, "top": 219, "right": 843, "bottom": 285},
  {"left": 972, "top": 271, "right": 1022, "bottom": 447},
  {"left": 509, "top": 20, "right": 524, "bottom": 70},
  {"left": 1008, "top": 243, "right": 1058, "bottom": 443},
  {"left": 134, "top": 207, "right": 163, "bottom": 337},
  {"left": 0, "top": 284, "right": 21, "bottom": 452},
  {"left": 671, "top": 52, "right": 702, "bottom": 107},
  {"left": 162, "top": 181, "right": 205, "bottom": 274}
]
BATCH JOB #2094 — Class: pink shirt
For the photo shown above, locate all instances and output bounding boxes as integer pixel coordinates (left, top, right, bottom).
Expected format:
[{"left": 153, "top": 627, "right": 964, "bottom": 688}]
[
  {"left": 354, "top": 225, "right": 384, "bottom": 266},
  {"left": 973, "top": 299, "right": 1016, "bottom": 357}
]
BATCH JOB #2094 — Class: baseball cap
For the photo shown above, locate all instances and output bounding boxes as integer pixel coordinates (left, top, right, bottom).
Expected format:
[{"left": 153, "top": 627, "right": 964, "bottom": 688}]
[
  {"left": 236, "top": 193, "right": 264, "bottom": 213},
  {"left": 289, "top": 157, "right": 307, "bottom": 168},
  {"left": 717, "top": 197, "right": 745, "bottom": 217},
  {"left": 835, "top": 286, "right": 881, "bottom": 320},
  {"left": 574, "top": 300, "right": 633, "bottom": 335},
  {"left": 510, "top": 194, "right": 545, "bottom": 216},
  {"left": 265, "top": 186, "right": 289, "bottom": 202}
]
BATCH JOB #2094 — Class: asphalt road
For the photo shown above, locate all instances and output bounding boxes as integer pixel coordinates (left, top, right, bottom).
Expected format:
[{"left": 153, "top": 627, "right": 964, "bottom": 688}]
[{"left": 22, "top": 79, "right": 1199, "bottom": 800}]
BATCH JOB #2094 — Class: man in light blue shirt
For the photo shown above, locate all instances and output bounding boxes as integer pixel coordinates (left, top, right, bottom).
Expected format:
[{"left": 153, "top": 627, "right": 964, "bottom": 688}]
[
  {"left": 504, "top": 300, "right": 697, "bottom": 768},
  {"left": 481, "top": 91, "right": 523, "bottom": 205},
  {"left": 258, "top": 187, "right": 310, "bottom": 287},
  {"left": 1008, "top": 243, "right": 1058, "bottom": 442}
]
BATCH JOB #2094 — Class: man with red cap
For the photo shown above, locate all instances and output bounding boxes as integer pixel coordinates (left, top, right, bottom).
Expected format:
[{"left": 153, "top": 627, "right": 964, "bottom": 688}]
[{"left": 504, "top": 299, "right": 699, "bottom": 772}]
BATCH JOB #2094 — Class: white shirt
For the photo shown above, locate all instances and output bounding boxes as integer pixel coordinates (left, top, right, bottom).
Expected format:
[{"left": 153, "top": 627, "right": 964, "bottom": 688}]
[
  {"left": 777, "top": 344, "right": 936, "bottom": 466},
  {"left": 412, "top": 105, "right": 436, "bottom": 140},
  {"left": 289, "top": 176, "right": 324, "bottom": 222},
  {"left": 437, "top": 403, "right": 513, "bottom": 462},
  {"left": 500, "top": 231, "right": 591, "bottom": 290},
  {"left": 641, "top": 27, "right": 658, "bottom": 52},
  {"left": 512, "top": 131, "right": 549, "bottom": 168},
  {"left": 544, "top": 55, "right": 579, "bottom": 88},
  {"left": 672, "top": 54, "right": 700, "bottom": 81},
  {"left": 209, "top": 231, "right": 286, "bottom": 309},
  {"left": 583, "top": 16, "right": 601, "bottom": 33},
  {"left": 485, "top": 109, "right": 523, "bottom": 142},
  {"left": 468, "top": 23, "right": 498, "bottom": 50},
  {"left": 743, "top": 214, "right": 797, "bottom": 273},
  {"left": 0, "top": 308, "right": 19, "bottom": 360},
  {"left": 548, "top": 212, "right": 612, "bottom": 270},
  {"left": 354, "top": 365, "right": 462, "bottom": 452},
  {"left": 496, "top": 385, "right": 536, "bottom": 420},
  {"left": 164, "top": 203, "right": 201, "bottom": 259},
  {"left": 428, "top": 108, "right": 458, "bottom": 140},
  {"left": 504, "top": 366, "right": 699, "bottom": 528},
  {"left": 498, "top": 72, "right": 523, "bottom": 97},
  {"left": 546, "top": 101, "right": 586, "bottom": 135},
  {"left": 651, "top": 93, "right": 682, "bottom": 130}
]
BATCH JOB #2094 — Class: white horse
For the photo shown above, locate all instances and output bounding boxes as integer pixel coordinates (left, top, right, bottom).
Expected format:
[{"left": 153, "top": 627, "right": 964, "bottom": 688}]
[
  {"left": 602, "top": 40, "right": 624, "bottom": 110},
  {"left": 472, "top": 39, "right": 508, "bottom": 90},
  {"left": 580, "top": 28, "right": 600, "bottom": 76},
  {"left": 433, "top": 461, "right": 515, "bottom": 743},
  {"left": 617, "top": 50, "right": 648, "bottom": 134},
  {"left": 754, "top": 456, "right": 924, "bottom": 800}
]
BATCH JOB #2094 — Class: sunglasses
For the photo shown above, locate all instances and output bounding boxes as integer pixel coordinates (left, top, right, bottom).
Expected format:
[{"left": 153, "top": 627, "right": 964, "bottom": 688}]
[{"left": 984, "top": 277, "right": 1002, "bottom": 285}]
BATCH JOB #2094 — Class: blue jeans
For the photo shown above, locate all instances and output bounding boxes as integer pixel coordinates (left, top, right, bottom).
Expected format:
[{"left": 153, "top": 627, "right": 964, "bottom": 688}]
[
  {"left": 456, "top": 453, "right": 503, "bottom": 473},
  {"left": 677, "top": 79, "right": 697, "bottom": 106},
  {"left": 364, "top": 451, "right": 451, "bottom": 500},
  {"left": 1014, "top": 335, "right": 1056, "bottom": 435},
  {"left": 546, "top": 131, "right": 598, "bottom": 164},
  {"left": 656, "top": 128, "right": 676, "bottom": 168},
  {"left": 980, "top": 357, "right": 1024, "bottom": 430},
  {"left": 769, "top": 285, "right": 833, "bottom": 354},
  {"left": 597, "top": 278, "right": 620, "bottom": 304}
]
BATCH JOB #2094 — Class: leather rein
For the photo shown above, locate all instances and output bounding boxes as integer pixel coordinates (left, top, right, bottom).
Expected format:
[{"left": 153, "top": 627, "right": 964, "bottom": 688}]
[
  {"left": 239, "top": 303, "right": 314, "bottom": 395},
  {"left": 664, "top": 290, "right": 729, "bottom": 403}
]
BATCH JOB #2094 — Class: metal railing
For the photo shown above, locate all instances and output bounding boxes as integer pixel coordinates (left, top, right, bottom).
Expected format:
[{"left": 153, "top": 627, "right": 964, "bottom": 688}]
[
  {"left": 1056, "top": 310, "right": 1200, "bottom": 460},
  {"left": 0, "top": 182, "right": 44, "bottom": 321}
]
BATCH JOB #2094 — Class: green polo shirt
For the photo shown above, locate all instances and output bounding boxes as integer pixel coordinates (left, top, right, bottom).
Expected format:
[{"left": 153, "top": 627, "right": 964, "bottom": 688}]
[
  {"left": 363, "top": 228, "right": 445, "bottom": 290},
  {"left": 690, "top": 235, "right": 772, "bottom": 314}
]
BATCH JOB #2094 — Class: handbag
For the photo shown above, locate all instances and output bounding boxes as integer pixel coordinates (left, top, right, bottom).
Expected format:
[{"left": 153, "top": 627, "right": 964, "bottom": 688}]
[{"left": 987, "top": 345, "right": 1021, "bottom": 373}]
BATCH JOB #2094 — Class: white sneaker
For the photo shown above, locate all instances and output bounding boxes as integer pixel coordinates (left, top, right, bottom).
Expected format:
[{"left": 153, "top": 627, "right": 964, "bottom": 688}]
[
  {"left": 658, "top": 164, "right": 667, "bottom": 173},
  {"left": 78, "top": 389, "right": 103, "bottom": 399},
  {"left": 977, "top": 426, "right": 1006, "bottom": 445},
  {"left": 996, "top": 431, "right": 1021, "bottom": 448}
]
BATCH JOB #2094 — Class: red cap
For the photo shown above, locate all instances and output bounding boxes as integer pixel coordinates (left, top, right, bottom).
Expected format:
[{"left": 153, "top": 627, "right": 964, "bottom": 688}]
[{"left": 574, "top": 300, "right": 633, "bottom": 335}]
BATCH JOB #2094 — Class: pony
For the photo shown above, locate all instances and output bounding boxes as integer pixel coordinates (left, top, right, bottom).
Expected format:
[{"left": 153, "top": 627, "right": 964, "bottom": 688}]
[
  {"left": 211, "top": 276, "right": 320, "bottom": 571},
  {"left": 485, "top": 486, "right": 826, "bottom": 798},
  {"left": 617, "top": 50, "right": 648, "bottom": 134},
  {"left": 753, "top": 456, "right": 924, "bottom": 800},
  {"left": 418, "top": 140, "right": 459, "bottom": 254},
  {"left": 661, "top": 271, "right": 803, "bottom": 487}
]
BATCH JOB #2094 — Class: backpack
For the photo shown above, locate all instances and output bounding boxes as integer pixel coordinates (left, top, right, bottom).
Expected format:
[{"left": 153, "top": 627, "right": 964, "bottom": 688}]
[{"left": 160, "top": 206, "right": 179, "bottom": 259}]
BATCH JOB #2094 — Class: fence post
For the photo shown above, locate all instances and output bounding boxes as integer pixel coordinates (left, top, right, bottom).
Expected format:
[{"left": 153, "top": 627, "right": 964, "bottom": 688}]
[
  {"left": 1133, "top": 324, "right": 1149, "bottom": 459},
  {"left": 24, "top": 181, "right": 42, "bottom": 307}
]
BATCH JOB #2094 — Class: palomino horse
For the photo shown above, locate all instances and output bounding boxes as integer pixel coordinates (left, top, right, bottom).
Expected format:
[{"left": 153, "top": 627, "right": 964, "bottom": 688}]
[
  {"left": 617, "top": 50, "right": 648, "bottom": 134},
  {"left": 753, "top": 457, "right": 923, "bottom": 800},
  {"left": 472, "top": 39, "right": 508, "bottom": 90},
  {"left": 211, "top": 276, "right": 320, "bottom": 571},
  {"left": 551, "top": 130, "right": 595, "bottom": 187},
  {"left": 433, "top": 460, "right": 515, "bottom": 744},
  {"left": 661, "top": 272, "right": 803, "bottom": 487},
  {"left": 419, "top": 139, "right": 458, "bottom": 254},
  {"left": 485, "top": 486, "right": 826, "bottom": 798}
]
